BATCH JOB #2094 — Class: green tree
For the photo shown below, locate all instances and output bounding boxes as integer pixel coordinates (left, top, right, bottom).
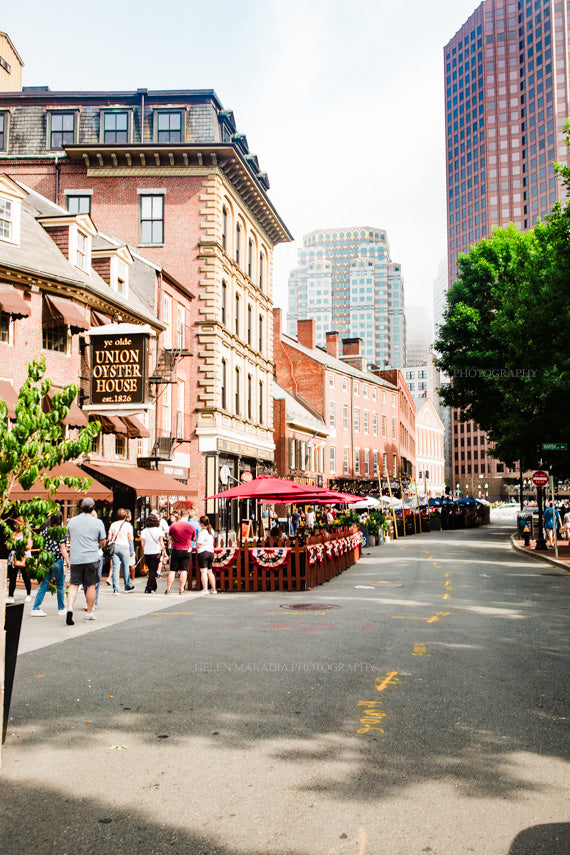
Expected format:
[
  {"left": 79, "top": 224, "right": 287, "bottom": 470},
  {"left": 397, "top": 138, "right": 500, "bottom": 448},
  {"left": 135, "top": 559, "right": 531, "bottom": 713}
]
[
  {"left": 435, "top": 184, "right": 570, "bottom": 476},
  {"left": 0, "top": 357, "right": 100, "bottom": 582}
]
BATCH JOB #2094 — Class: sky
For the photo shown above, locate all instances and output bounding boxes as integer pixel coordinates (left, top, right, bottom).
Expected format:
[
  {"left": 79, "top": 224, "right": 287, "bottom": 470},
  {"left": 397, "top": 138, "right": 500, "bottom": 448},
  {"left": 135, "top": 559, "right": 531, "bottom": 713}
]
[{"left": 3, "top": 0, "right": 482, "bottom": 340}]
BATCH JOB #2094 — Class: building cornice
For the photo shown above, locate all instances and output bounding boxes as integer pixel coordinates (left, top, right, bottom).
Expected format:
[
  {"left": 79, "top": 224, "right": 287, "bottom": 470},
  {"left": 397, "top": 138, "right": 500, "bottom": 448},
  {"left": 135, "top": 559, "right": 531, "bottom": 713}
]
[{"left": 64, "top": 144, "right": 293, "bottom": 246}]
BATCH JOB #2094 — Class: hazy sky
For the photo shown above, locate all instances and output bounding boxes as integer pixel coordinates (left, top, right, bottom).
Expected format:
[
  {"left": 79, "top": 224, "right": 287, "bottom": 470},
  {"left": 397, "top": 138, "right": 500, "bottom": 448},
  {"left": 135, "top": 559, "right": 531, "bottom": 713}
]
[{"left": 3, "top": 0, "right": 481, "bottom": 334}]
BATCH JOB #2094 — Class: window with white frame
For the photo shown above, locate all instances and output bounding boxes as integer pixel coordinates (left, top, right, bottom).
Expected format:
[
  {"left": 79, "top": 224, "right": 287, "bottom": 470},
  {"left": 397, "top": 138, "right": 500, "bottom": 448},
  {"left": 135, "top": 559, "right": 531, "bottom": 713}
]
[
  {"left": 354, "top": 408, "right": 360, "bottom": 432},
  {"left": 49, "top": 112, "right": 75, "bottom": 149},
  {"left": 392, "top": 417, "right": 397, "bottom": 440},
  {"left": 343, "top": 447, "right": 350, "bottom": 475},
  {"left": 354, "top": 381, "right": 359, "bottom": 396},
  {"left": 177, "top": 305, "right": 185, "bottom": 349},
  {"left": 162, "top": 383, "right": 171, "bottom": 435},
  {"left": 0, "top": 312, "right": 11, "bottom": 344},
  {"left": 363, "top": 385, "right": 368, "bottom": 398},
  {"left": 176, "top": 378, "right": 185, "bottom": 438},
  {"left": 342, "top": 378, "right": 348, "bottom": 392},
  {"left": 372, "top": 413, "right": 377, "bottom": 436},
  {"left": 76, "top": 231, "right": 89, "bottom": 272},
  {"left": 163, "top": 294, "right": 172, "bottom": 348},
  {"left": 328, "top": 373, "right": 334, "bottom": 388},
  {"left": 363, "top": 411, "right": 369, "bottom": 434},
  {"left": 0, "top": 196, "right": 13, "bottom": 241},
  {"left": 393, "top": 454, "right": 398, "bottom": 476},
  {"left": 343, "top": 405, "right": 349, "bottom": 430},
  {"left": 139, "top": 193, "right": 164, "bottom": 244},
  {"left": 382, "top": 415, "right": 387, "bottom": 438},
  {"left": 372, "top": 388, "right": 377, "bottom": 401},
  {"left": 381, "top": 390, "right": 386, "bottom": 404},
  {"left": 115, "top": 434, "right": 128, "bottom": 458},
  {"left": 329, "top": 446, "right": 336, "bottom": 474},
  {"left": 383, "top": 453, "right": 388, "bottom": 476},
  {"left": 329, "top": 402, "right": 335, "bottom": 428},
  {"left": 392, "top": 393, "right": 396, "bottom": 407},
  {"left": 373, "top": 450, "right": 379, "bottom": 475},
  {"left": 42, "top": 323, "right": 68, "bottom": 354},
  {"left": 354, "top": 448, "right": 360, "bottom": 475},
  {"left": 364, "top": 449, "right": 369, "bottom": 476}
]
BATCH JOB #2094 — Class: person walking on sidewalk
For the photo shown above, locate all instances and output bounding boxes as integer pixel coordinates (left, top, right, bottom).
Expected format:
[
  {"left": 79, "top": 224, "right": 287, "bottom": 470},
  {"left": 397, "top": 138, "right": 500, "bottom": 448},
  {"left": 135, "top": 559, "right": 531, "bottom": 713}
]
[
  {"left": 543, "top": 502, "right": 561, "bottom": 547},
  {"left": 31, "top": 512, "right": 69, "bottom": 616},
  {"left": 197, "top": 515, "right": 216, "bottom": 594},
  {"left": 108, "top": 508, "right": 136, "bottom": 593},
  {"left": 165, "top": 509, "right": 196, "bottom": 595},
  {"left": 140, "top": 514, "right": 166, "bottom": 593},
  {"left": 6, "top": 516, "right": 33, "bottom": 604},
  {"left": 66, "top": 497, "right": 106, "bottom": 624}
]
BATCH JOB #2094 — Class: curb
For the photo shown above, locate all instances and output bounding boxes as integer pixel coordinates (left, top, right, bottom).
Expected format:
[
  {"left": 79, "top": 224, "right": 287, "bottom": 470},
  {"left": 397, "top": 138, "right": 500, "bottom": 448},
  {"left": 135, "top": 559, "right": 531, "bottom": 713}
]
[{"left": 510, "top": 533, "right": 570, "bottom": 573}]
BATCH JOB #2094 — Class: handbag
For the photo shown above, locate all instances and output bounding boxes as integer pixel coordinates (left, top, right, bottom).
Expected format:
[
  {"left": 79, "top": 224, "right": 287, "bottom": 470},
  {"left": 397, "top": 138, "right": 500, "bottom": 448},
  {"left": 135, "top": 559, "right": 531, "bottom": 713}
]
[{"left": 103, "top": 520, "right": 125, "bottom": 560}]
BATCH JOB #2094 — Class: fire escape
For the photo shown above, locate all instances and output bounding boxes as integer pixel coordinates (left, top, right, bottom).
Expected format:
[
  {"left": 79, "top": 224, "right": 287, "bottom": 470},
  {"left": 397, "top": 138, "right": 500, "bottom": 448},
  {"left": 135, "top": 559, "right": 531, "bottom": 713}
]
[{"left": 137, "top": 341, "right": 191, "bottom": 469}]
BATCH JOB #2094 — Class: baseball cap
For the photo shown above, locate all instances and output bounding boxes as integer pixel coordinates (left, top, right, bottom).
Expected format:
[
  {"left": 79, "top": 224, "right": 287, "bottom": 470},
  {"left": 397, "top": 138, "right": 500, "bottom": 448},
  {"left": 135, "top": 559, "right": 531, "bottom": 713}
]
[{"left": 80, "top": 497, "right": 95, "bottom": 511}]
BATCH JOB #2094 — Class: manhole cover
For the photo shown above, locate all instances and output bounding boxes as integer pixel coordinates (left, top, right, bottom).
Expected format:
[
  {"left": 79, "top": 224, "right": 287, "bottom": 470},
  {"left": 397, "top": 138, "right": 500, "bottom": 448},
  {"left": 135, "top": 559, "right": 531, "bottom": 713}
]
[{"left": 281, "top": 603, "right": 341, "bottom": 610}]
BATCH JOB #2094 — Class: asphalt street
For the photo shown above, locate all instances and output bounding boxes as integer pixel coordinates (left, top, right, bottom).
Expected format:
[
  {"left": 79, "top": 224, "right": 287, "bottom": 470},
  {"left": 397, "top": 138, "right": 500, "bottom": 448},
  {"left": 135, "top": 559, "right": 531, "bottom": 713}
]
[{"left": 1, "top": 523, "right": 569, "bottom": 855}]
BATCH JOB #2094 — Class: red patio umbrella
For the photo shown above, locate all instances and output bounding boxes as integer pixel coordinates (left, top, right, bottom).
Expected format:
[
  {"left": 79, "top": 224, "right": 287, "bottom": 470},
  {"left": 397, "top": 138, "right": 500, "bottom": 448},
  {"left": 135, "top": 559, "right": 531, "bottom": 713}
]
[{"left": 205, "top": 474, "right": 314, "bottom": 502}]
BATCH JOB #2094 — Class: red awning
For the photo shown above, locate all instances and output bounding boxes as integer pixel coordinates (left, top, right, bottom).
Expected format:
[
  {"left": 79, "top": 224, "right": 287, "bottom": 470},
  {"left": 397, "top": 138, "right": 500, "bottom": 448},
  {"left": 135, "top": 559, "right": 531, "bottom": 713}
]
[
  {"left": 0, "top": 378, "right": 18, "bottom": 419},
  {"left": 9, "top": 460, "right": 112, "bottom": 502},
  {"left": 44, "top": 294, "right": 89, "bottom": 333},
  {"left": 98, "top": 415, "right": 128, "bottom": 435},
  {"left": 90, "top": 309, "right": 112, "bottom": 327},
  {"left": 44, "top": 391, "right": 89, "bottom": 429},
  {"left": 0, "top": 286, "right": 31, "bottom": 318},
  {"left": 121, "top": 415, "right": 150, "bottom": 438},
  {"left": 82, "top": 462, "right": 194, "bottom": 497}
]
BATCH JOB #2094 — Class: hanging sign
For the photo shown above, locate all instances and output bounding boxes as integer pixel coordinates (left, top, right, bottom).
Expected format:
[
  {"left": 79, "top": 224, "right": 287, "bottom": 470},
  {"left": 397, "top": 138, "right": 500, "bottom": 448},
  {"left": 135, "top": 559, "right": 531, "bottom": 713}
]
[{"left": 89, "top": 327, "right": 149, "bottom": 407}]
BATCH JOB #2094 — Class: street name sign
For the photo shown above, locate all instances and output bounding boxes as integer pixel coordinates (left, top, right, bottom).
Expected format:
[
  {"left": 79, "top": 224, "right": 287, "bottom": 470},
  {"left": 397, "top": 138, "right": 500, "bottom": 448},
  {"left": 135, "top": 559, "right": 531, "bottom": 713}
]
[
  {"left": 541, "top": 443, "right": 567, "bottom": 451},
  {"left": 532, "top": 470, "right": 549, "bottom": 487}
]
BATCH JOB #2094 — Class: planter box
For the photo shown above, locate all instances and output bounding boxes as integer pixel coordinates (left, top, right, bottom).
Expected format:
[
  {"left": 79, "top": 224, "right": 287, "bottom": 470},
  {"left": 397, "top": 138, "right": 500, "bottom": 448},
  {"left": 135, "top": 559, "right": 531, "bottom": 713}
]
[{"left": 430, "top": 516, "right": 442, "bottom": 531}]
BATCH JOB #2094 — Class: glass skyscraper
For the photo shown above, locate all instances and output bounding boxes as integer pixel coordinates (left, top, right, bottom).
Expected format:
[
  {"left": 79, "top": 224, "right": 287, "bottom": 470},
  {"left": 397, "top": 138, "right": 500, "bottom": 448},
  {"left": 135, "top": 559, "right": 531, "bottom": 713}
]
[
  {"left": 444, "top": 0, "right": 569, "bottom": 495},
  {"left": 287, "top": 226, "right": 406, "bottom": 368}
]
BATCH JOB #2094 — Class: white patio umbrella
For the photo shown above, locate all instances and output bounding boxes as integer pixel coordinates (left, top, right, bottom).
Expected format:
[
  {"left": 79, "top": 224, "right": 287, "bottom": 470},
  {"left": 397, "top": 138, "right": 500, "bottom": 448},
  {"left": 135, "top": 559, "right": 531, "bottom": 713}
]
[{"left": 351, "top": 496, "right": 382, "bottom": 510}]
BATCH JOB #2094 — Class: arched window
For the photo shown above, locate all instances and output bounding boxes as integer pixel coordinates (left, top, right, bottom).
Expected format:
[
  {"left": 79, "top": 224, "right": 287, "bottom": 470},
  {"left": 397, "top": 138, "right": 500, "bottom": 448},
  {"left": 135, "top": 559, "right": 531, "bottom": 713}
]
[
  {"left": 248, "top": 239, "right": 253, "bottom": 279},
  {"left": 247, "top": 304, "right": 252, "bottom": 346},
  {"left": 235, "top": 366, "right": 240, "bottom": 415},
  {"left": 258, "top": 252, "right": 265, "bottom": 290},
  {"left": 221, "top": 359, "right": 227, "bottom": 409},
  {"left": 222, "top": 206, "right": 228, "bottom": 251},
  {"left": 235, "top": 222, "right": 241, "bottom": 266}
]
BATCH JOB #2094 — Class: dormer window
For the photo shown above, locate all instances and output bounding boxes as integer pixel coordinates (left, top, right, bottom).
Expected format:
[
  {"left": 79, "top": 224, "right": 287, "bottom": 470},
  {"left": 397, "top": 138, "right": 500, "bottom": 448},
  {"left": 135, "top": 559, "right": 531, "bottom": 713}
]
[
  {"left": 0, "top": 196, "right": 12, "bottom": 240},
  {"left": 49, "top": 112, "right": 76, "bottom": 150},
  {"left": 76, "top": 230, "right": 89, "bottom": 271},
  {"left": 0, "top": 113, "right": 6, "bottom": 150},
  {"left": 155, "top": 111, "right": 182, "bottom": 143},
  {"left": 102, "top": 111, "right": 129, "bottom": 144}
]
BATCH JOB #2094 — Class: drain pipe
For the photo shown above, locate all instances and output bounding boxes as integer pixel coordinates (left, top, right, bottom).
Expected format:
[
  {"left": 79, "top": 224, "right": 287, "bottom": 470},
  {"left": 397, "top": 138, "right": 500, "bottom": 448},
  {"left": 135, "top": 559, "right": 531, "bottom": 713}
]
[{"left": 54, "top": 155, "right": 59, "bottom": 205}]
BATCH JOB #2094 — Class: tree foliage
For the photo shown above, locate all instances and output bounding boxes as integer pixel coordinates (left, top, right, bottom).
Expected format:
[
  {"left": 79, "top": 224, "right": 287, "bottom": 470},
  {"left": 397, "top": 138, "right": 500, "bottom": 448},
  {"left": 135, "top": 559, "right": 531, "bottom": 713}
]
[
  {"left": 0, "top": 357, "right": 100, "bottom": 582},
  {"left": 435, "top": 136, "right": 570, "bottom": 476}
]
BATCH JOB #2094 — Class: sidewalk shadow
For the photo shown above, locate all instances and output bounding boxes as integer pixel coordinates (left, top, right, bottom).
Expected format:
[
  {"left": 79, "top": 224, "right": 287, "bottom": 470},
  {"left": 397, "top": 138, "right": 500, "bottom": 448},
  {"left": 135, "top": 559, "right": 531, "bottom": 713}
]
[{"left": 507, "top": 823, "right": 570, "bottom": 854}]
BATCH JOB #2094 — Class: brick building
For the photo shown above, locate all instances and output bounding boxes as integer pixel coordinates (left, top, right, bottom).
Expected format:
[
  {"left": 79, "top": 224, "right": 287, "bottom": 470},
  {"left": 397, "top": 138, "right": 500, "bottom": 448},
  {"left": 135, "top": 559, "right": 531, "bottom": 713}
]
[
  {"left": 273, "top": 310, "right": 416, "bottom": 495},
  {"left": 273, "top": 382, "right": 328, "bottom": 485},
  {"left": 0, "top": 58, "right": 292, "bottom": 527},
  {"left": 0, "top": 173, "right": 200, "bottom": 521}
]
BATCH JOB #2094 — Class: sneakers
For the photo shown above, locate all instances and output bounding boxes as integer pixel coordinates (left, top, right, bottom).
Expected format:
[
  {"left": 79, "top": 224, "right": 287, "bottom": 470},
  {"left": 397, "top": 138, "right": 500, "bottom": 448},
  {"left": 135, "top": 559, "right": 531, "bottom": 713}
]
[
  {"left": 30, "top": 609, "right": 47, "bottom": 616},
  {"left": 164, "top": 588, "right": 171, "bottom": 595},
  {"left": 112, "top": 590, "right": 120, "bottom": 595},
  {"left": 66, "top": 610, "right": 74, "bottom": 626},
  {"left": 25, "top": 595, "right": 31, "bottom": 602},
  {"left": 6, "top": 597, "right": 14, "bottom": 604},
  {"left": 58, "top": 609, "right": 67, "bottom": 615},
  {"left": 105, "top": 579, "right": 111, "bottom": 586},
  {"left": 125, "top": 586, "right": 135, "bottom": 592},
  {"left": 84, "top": 612, "right": 96, "bottom": 621},
  {"left": 210, "top": 590, "right": 218, "bottom": 595}
]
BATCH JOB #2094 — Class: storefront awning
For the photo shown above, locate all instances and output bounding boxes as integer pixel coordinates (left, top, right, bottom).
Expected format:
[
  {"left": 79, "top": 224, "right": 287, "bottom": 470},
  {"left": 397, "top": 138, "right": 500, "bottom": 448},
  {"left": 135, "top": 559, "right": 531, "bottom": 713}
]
[
  {"left": 121, "top": 415, "right": 150, "bottom": 438},
  {"left": 9, "top": 460, "right": 112, "bottom": 502},
  {"left": 90, "top": 309, "right": 112, "bottom": 327},
  {"left": 0, "top": 286, "right": 31, "bottom": 318},
  {"left": 44, "top": 391, "right": 89, "bottom": 429},
  {"left": 98, "top": 415, "right": 128, "bottom": 435},
  {"left": 82, "top": 462, "right": 194, "bottom": 497},
  {"left": 0, "top": 378, "right": 18, "bottom": 419},
  {"left": 44, "top": 294, "right": 90, "bottom": 333}
]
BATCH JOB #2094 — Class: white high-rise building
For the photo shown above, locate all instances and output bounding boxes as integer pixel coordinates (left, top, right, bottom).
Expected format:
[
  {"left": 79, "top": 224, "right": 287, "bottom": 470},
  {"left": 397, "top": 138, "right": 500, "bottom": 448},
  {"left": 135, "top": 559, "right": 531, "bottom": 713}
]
[{"left": 287, "top": 226, "right": 406, "bottom": 368}]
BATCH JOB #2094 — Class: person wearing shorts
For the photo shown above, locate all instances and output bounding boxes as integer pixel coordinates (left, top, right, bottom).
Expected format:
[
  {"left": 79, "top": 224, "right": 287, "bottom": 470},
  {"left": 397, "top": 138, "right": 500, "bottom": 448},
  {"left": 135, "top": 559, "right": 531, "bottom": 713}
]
[
  {"left": 66, "top": 497, "right": 106, "bottom": 624},
  {"left": 197, "top": 515, "right": 216, "bottom": 594},
  {"left": 166, "top": 509, "right": 196, "bottom": 594}
]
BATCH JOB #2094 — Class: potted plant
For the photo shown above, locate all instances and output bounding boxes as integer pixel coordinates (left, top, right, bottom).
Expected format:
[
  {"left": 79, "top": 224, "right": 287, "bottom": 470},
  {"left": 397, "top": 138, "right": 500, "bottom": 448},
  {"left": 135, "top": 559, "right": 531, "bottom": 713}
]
[{"left": 1, "top": 357, "right": 99, "bottom": 748}]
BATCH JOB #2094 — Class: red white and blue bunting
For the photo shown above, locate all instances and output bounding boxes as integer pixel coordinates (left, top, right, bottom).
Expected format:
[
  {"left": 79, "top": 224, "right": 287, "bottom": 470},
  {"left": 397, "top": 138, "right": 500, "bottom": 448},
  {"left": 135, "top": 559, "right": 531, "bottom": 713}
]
[
  {"left": 306, "top": 543, "right": 325, "bottom": 566},
  {"left": 213, "top": 546, "right": 239, "bottom": 570},
  {"left": 249, "top": 547, "right": 290, "bottom": 570}
]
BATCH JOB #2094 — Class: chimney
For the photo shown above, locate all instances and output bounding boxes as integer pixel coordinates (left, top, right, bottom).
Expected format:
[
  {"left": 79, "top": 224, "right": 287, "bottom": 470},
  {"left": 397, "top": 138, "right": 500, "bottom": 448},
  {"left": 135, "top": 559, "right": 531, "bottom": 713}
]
[
  {"left": 273, "top": 307, "right": 282, "bottom": 338},
  {"left": 297, "top": 318, "right": 316, "bottom": 351},
  {"left": 341, "top": 337, "right": 366, "bottom": 372},
  {"left": 326, "top": 330, "right": 340, "bottom": 358}
]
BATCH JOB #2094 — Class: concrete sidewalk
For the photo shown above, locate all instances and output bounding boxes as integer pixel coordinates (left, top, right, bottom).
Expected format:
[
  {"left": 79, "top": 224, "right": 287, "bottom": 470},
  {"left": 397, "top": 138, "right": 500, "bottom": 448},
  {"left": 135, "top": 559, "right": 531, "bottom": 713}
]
[{"left": 11, "top": 581, "right": 211, "bottom": 655}]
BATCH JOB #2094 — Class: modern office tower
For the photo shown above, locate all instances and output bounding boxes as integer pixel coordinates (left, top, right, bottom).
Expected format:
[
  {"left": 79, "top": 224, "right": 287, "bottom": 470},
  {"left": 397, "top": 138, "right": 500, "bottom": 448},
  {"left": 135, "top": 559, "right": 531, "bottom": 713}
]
[
  {"left": 444, "top": 0, "right": 570, "bottom": 499},
  {"left": 432, "top": 259, "right": 448, "bottom": 340},
  {"left": 287, "top": 226, "right": 406, "bottom": 369}
]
